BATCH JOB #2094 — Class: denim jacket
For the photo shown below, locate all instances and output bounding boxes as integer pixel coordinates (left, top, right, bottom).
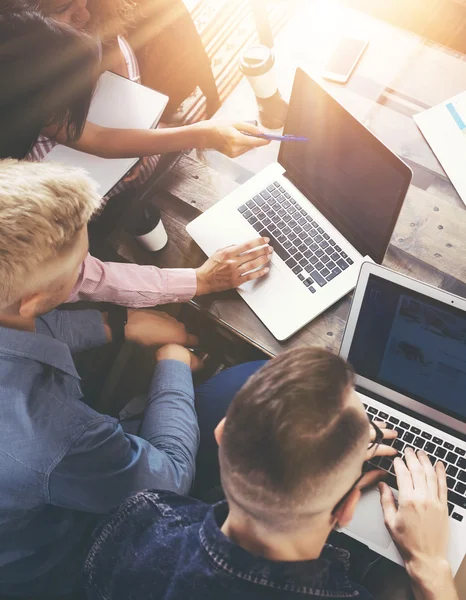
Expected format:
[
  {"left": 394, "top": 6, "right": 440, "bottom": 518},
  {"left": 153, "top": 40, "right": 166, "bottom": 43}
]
[{"left": 84, "top": 491, "right": 375, "bottom": 600}]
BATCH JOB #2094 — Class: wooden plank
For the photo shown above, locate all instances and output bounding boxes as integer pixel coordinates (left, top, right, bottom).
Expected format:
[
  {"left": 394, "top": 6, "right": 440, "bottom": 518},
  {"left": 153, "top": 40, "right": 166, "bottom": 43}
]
[
  {"left": 156, "top": 154, "right": 240, "bottom": 212},
  {"left": 390, "top": 186, "right": 466, "bottom": 283}
]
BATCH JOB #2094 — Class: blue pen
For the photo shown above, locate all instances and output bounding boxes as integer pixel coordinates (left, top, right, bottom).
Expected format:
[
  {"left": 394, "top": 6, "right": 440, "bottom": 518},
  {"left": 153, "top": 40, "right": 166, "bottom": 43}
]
[{"left": 242, "top": 131, "right": 309, "bottom": 142}]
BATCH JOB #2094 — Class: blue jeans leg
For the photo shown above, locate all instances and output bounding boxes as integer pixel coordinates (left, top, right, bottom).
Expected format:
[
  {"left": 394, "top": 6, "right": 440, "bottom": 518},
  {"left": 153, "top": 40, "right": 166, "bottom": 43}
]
[{"left": 193, "top": 360, "right": 267, "bottom": 497}]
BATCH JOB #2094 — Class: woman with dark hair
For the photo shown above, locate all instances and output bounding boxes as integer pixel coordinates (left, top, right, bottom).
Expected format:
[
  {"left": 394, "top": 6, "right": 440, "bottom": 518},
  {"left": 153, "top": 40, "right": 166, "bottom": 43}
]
[
  {"left": 0, "top": 10, "right": 100, "bottom": 159},
  {"left": 1, "top": 1, "right": 269, "bottom": 216}
]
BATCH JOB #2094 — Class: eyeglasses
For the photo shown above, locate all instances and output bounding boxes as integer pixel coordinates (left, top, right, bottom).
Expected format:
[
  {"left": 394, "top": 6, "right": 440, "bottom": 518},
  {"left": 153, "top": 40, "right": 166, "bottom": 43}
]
[{"left": 331, "top": 418, "right": 384, "bottom": 516}]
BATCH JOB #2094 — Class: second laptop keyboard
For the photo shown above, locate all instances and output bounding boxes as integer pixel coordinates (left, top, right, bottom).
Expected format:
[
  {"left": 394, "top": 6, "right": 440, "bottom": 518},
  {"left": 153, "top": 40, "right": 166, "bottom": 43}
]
[
  {"left": 364, "top": 402, "right": 466, "bottom": 519},
  {"left": 237, "top": 180, "right": 354, "bottom": 294}
]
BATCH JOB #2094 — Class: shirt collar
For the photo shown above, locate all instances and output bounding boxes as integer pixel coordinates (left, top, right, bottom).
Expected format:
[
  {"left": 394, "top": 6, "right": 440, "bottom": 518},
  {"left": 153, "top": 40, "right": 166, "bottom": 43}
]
[
  {"left": 0, "top": 322, "right": 79, "bottom": 379},
  {"left": 199, "top": 502, "right": 358, "bottom": 598}
]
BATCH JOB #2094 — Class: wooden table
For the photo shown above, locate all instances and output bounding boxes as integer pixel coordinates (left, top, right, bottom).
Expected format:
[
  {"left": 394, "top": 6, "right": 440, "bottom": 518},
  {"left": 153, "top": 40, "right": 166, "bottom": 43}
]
[{"left": 114, "top": 0, "right": 466, "bottom": 359}]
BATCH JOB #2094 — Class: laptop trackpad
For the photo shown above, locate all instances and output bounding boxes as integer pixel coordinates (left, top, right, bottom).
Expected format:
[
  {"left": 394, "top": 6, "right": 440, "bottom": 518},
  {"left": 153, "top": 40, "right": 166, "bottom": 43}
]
[
  {"left": 239, "top": 264, "right": 279, "bottom": 294},
  {"left": 345, "top": 489, "right": 393, "bottom": 549}
]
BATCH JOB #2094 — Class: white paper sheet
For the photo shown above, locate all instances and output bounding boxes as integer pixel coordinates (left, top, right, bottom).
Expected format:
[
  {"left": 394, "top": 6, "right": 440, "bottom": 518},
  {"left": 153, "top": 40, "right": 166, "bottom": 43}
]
[{"left": 414, "top": 91, "right": 466, "bottom": 205}]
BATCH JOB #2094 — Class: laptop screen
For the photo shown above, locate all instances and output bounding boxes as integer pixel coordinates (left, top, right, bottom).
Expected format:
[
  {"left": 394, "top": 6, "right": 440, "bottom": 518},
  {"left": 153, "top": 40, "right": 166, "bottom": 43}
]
[
  {"left": 278, "top": 68, "right": 411, "bottom": 264},
  {"left": 347, "top": 274, "right": 466, "bottom": 423}
]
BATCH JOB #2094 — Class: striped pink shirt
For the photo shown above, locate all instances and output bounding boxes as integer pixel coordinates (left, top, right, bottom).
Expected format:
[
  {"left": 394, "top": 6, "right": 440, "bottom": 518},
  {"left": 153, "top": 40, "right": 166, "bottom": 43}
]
[
  {"left": 68, "top": 254, "right": 197, "bottom": 307},
  {"left": 27, "top": 36, "right": 160, "bottom": 216}
]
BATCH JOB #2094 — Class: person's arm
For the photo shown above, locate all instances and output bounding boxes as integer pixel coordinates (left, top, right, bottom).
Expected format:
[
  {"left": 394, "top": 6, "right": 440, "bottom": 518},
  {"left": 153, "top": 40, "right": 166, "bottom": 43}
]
[
  {"left": 45, "top": 120, "right": 270, "bottom": 159},
  {"left": 68, "top": 254, "right": 197, "bottom": 306},
  {"left": 67, "top": 240, "right": 273, "bottom": 306},
  {"left": 379, "top": 449, "right": 459, "bottom": 600},
  {"left": 48, "top": 350, "right": 199, "bottom": 510}
]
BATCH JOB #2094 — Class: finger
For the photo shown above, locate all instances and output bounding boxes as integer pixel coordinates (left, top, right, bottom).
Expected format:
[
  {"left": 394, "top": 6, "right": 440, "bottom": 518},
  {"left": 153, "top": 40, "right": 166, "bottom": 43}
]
[
  {"left": 370, "top": 445, "right": 398, "bottom": 459},
  {"left": 238, "top": 266, "right": 270, "bottom": 284},
  {"left": 378, "top": 482, "right": 397, "bottom": 526},
  {"left": 239, "top": 255, "right": 272, "bottom": 275},
  {"left": 436, "top": 461, "right": 448, "bottom": 506},
  {"left": 381, "top": 430, "right": 398, "bottom": 440},
  {"left": 393, "top": 456, "right": 414, "bottom": 499},
  {"left": 358, "top": 469, "right": 387, "bottom": 490},
  {"left": 123, "top": 166, "right": 142, "bottom": 182},
  {"left": 164, "top": 326, "right": 198, "bottom": 347},
  {"left": 234, "top": 121, "right": 264, "bottom": 135},
  {"left": 373, "top": 421, "right": 388, "bottom": 429},
  {"left": 417, "top": 450, "right": 439, "bottom": 497},
  {"left": 228, "top": 237, "right": 270, "bottom": 257},
  {"left": 185, "top": 334, "right": 200, "bottom": 347},
  {"left": 404, "top": 448, "right": 427, "bottom": 492},
  {"left": 236, "top": 245, "right": 273, "bottom": 268},
  {"left": 239, "top": 137, "right": 270, "bottom": 149},
  {"left": 190, "top": 353, "right": 205, "bottom": 373}
]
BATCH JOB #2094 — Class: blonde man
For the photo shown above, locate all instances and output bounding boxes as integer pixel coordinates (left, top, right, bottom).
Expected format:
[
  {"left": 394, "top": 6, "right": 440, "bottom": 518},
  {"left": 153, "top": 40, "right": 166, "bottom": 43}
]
[{"left": 0, "top": 159, "right": 271, "bottom": 598}]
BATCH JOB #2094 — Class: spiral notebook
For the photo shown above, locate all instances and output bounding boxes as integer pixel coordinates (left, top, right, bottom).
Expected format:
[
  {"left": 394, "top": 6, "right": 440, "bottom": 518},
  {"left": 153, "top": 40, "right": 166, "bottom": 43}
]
[{"left": 44, "top": 71, "right": 168, "bottom": 196}]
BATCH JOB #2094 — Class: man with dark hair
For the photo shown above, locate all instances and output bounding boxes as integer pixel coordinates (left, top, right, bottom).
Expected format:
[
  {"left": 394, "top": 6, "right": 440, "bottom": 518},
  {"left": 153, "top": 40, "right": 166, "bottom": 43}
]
[{"left": 84, "top": 348, "right": 458, "bottom": 600}]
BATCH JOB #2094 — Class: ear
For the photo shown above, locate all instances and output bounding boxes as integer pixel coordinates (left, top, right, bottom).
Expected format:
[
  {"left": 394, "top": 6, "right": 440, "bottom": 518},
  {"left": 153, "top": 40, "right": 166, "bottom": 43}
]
[
  {"left": 19, "top": 293, "right": 43, "bottom": 319},
  {"left": 214, "top": 418, "right": 226, "bottom": 447},
  {"left": 334, "top": 488, "right": 361, "bottom": 528}
]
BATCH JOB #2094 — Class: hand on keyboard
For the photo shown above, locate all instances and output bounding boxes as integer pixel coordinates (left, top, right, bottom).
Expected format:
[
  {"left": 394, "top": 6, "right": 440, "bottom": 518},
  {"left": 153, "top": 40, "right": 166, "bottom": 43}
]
[
  {"left": 195, "top": 237, "right": 273, "bottom": 295},
  {"left": 352, "top": 421, "right": 399, "bottom": 492},
  {"left": 379, "top": 450, "right": 458, "bottom": 599},
  {"left": 366, "top": 421, "right": 398, "bottom": 462}
]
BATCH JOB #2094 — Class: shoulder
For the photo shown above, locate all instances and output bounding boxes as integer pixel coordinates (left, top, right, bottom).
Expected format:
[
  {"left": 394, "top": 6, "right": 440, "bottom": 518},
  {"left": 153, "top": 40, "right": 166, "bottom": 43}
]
[
  {"left": 93, "top": 490, "right": 208, "bottom": 538},
  {"left": 88, "top": 490, "right": 208, "bottom": 555},
  {"left": 84, "top": 491, "right": 208, "bottom": 590}
]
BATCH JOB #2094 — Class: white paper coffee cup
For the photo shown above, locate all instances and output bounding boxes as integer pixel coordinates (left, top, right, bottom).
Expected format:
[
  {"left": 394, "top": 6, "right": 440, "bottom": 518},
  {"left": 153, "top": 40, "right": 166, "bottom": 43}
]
[
  {"left": 239, "top": 45, "right": 277, "bottom": 99},
  {"left": 134, "top": 218, "right": 168, "bottom": 252}
]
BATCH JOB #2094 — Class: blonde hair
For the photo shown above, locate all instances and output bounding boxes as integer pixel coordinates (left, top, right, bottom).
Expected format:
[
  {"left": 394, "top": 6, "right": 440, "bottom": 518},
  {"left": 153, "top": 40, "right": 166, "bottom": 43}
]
[{"left": 0, "top": 159, "right": 100, "bottom": 309}]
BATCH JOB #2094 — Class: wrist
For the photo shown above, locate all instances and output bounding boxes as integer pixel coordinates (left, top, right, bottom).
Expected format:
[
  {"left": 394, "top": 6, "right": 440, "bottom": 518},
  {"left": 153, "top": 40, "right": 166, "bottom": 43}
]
[
  {"left": 195, "top": 268, "right": 211, "bottom": 296},
  {"left": 108, "top": 305, "right": 128, "bottom": 344},
  {"left": 156, "top": 344, "right": 192, "bottom": 366},
  {"left": 406, "top": 557, "right": 454, "bottom": 597},
  {"left": 189, "top": 121, "right": 212, "bottom": 150}
]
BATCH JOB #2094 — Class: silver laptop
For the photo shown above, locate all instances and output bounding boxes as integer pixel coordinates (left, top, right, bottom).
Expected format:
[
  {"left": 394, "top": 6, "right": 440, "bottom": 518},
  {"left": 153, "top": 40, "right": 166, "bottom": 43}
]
[
  {"left": 340, "top": 262, "right": 466, "bottom": 575},
  {"left": 187, "top": 68, "right": 412, "bottom": 340}
]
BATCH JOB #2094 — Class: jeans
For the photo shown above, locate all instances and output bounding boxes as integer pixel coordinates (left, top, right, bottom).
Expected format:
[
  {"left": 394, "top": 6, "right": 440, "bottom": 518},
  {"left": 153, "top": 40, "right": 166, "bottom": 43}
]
[
  {"left": 193, "top": 361, "right": 267, "bottom": 496},
  {"left": 120, "top": 361, "right": 267, "bottom": 498}
]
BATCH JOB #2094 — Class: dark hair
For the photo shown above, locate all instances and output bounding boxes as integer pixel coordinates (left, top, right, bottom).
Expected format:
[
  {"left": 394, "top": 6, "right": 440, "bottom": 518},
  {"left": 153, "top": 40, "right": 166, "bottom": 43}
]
[
  {"left": 220, "top": 348, "right": 368, "bottom": 521},
  {"left": 0, "top": 11, "right": 100, "bottom": 159}
]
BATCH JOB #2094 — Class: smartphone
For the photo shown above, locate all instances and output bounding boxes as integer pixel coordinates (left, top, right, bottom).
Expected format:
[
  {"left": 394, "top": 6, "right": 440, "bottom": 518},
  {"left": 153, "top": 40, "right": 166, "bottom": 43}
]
[{"left": 322, "top": 37, "right": 368, "bottom": 84}]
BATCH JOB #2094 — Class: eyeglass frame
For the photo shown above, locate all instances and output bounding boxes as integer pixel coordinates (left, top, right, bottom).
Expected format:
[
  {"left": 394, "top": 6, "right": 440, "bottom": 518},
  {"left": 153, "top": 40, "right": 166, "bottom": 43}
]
[{"left": 331, "top": 418, "right": 385, "bottom": 516}]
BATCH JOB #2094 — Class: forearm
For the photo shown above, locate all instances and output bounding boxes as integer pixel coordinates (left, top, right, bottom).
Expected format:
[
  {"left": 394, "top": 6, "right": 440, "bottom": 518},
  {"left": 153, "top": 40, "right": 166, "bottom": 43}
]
[
  {"left": 68, "top": 255, "right": 197, "bottom": 306},
  {"left": 407, "top": 559, "right": 459, "bottom": 600},
  {"left": 139, "top": 360, "right": 199, "bottom": 494},
  {"left": 72, "top": 123, "right": 209, "bottom": 158}
]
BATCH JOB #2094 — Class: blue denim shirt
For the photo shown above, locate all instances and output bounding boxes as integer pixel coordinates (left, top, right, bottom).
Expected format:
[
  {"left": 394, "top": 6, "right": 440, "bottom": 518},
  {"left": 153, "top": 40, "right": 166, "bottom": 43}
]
[
  {"left": 84, "top": 491, "right": 375, "bottom": 600},
  {"left": 0, "top": 310, "right": 199, "bottom": 597}
]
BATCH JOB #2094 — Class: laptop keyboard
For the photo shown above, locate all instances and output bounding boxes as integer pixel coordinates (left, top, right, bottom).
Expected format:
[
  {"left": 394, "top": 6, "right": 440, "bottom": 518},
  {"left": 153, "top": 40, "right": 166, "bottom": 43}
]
[
  {"left": 363, "top": 400, "right": 466, "bottom": 520},
  {"left": 237, "top": 181, "right": 354, "bottom": 293}
]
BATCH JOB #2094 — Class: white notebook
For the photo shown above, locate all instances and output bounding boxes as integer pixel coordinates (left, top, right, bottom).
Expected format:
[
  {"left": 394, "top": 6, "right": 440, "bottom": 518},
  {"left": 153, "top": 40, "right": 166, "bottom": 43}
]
[{"left": 45, "top": 71, "right": 168, "bottom": 197}]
